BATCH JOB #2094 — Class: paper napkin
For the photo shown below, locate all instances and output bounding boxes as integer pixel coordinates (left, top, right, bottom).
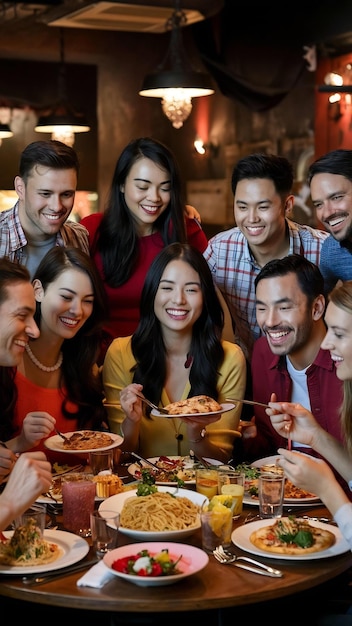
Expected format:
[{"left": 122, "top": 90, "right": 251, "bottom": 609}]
[{"left": 76, "top": 560, "right": 115, "bottom": 588}]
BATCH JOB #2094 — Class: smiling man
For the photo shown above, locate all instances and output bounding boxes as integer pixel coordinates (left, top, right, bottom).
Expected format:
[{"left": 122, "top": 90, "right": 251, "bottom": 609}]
[
  {"left": 308, "top": 149, "right": 352, "bottom": 295},
  {"left": 0, "top": 140, "right": 89, "bottom": 278},
  {"left": 204, "top": 153, "right": 328, "bottom": 363},
  {"left": 239, "top": 254, "right": 344, "bottom": 468}
]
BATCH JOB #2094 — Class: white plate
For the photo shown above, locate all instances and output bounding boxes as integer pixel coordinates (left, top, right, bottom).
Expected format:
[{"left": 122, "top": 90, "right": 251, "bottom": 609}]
[
  {"left": 248, "top": 455, "right": 320, "bottom": 505},
  {"left": 98, "top": 486, "right": 208, "bottom": 540},
  {"left": 0, "top": 529, "right": 89, "bottom": 574},
  {"left": 231, "top": 519, "right": 350, "bottom": 560},
  {"left": 127, "top": 456, "right": 222, "bottom": 486},
  {"left": 44, "top": 431, "right": 124, "bottom": 454},
  {"left": 243, "top": 495, "right": 320, "bottom": 508},
  {"left": 103, "top": 541, "right": 209, "bottom": 587},
  {"left": 36, "top": 493, "right": 104, "bottom": 505},
  {"left": 251, "top": 455, "right": 281, "bottom": 469},
  {"left": 150, "top": 402, "right": 235, "bottom": 419}
]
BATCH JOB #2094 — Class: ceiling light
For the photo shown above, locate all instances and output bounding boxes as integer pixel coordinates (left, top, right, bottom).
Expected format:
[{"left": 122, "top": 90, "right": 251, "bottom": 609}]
[
  {"left": 35, "top": 28, "right": 90, "bottom": 146},
  {"left": 139, "top": 0, "right": 214, "bottom": 129},
  {"left": 0, "top": 123, "right": 13, "bottom": 139}
]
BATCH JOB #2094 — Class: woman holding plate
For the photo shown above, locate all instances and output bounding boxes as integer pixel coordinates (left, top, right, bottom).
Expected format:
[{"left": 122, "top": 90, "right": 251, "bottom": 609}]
[
  {"left": 103, "top": 243, "right": 246, "bottom": 463},
  {"left": 268, "top": 280, "right": 352, "bottom": 551},
  {"left": 0, "top": 246, "right": 108, "bottom": 465}
]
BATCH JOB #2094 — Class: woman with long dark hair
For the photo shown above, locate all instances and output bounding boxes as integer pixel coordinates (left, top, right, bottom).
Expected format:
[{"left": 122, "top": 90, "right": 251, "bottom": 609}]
[
  {"left": 103, "top": 243, "right": 246, "bottom": 463},
  {"left": 2, "top": 246, "right": 108, "bottom": 465},
  {"left": 81, "top": 137, "right": 207, "bottom": 362}
]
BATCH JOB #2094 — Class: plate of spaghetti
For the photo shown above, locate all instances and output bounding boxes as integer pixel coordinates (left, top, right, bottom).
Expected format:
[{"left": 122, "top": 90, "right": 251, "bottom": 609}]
[
  {"left": 98, "top": 486, "right": 207, "bottom": 540},
  {"left": 0, "top": 529, "right": 89, "bottom": 574}
]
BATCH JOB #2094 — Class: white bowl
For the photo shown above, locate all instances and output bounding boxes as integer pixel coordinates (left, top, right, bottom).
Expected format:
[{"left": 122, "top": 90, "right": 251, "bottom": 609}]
[
  {"left": 103, "top": 541, "right": 209, "bottom": 586},
  {"left": 98, "top": 486, "right": 208, "bottom": 540}
]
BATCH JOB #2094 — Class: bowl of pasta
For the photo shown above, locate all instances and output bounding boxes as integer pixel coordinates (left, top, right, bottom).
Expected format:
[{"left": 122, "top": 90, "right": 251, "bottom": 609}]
[{"left": 98, "top": 486, "right": 207, "bottom": 540}]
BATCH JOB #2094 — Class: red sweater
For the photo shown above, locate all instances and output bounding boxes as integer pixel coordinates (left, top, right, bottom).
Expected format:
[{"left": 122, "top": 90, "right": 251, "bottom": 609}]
[{"left": 81, "top": 213, "right": 208, "bottom": 357}]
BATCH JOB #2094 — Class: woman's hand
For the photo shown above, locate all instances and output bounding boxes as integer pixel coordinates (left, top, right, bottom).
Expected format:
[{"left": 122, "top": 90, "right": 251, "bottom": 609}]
[
  {"left": 16, "top": 411, "right": 56, "bottom": 450},
  {"left": 0, "top": 446, "right": 17, "bottom": 483},
  {"left": 239, "top": 416, "right": 257, "bottom": 440},
  {"left": 0, "top": 452, "right": 52, "bottom": 529},
  {"left": 266, "top": 401, "right": 321, "bottom": 448},
  {"left": 184, "top": 204, "right": 201, "bottom": 222},
  {"left": 276, "top": 448, "right": 344, "bottom": 510},
  {"left": 119, "top": 383, "right": 144, "bottom": 424}
]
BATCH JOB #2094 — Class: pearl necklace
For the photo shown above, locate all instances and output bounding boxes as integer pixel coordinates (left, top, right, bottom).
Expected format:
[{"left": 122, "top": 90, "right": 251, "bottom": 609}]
[{"left": 25, "top": 344, "right": 63, "bottom": 373}]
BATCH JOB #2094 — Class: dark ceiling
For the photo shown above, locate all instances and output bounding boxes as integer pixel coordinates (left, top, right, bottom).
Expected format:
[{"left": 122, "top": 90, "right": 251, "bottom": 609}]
[{"left": 1, "top": 0, "right": 352, "bottom": 56}]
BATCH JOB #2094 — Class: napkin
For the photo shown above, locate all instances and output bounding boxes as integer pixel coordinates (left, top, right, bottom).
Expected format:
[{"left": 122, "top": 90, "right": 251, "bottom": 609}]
[{"left": 76, "top": 560, "right": 115, "bottom": 588}]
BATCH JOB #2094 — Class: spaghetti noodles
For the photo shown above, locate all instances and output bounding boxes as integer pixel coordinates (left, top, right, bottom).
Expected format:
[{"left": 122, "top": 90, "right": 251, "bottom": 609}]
[{"left": 120, "top": 491, "right": 200, "bottom": 531}]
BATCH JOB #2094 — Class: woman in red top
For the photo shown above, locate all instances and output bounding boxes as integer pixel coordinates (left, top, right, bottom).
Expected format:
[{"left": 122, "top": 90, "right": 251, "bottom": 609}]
[{"left": 81, "top": 137, "right": 207, "bottom": 363}]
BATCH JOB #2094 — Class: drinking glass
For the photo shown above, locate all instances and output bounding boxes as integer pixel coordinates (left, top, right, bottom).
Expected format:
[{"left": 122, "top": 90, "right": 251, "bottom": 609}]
[
  {"left": 14, "top": 503, "right": 47, "bottom": 534},
  {"left": 90, "top": 510, "right": 120, "bottom": 559},
  {"left": 62, "top": 473, "right": 96, "bottom": 536},
  {"left": 200, "top": 503, "right": 233, "bottom": 553},
  {"left": 218, "top": 469, "right": 244, "bottom": 516},
  {"left": 258, "top": 473, "right": 285, "bottom": 519},
  {"left": 89, "top": 449, "right": 114, "bottom": 475},
  {"left": 195, "top": 467, "right": 219, "bottom": 498}
]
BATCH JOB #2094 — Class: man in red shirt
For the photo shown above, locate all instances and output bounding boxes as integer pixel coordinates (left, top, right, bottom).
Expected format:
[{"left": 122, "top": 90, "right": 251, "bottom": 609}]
[{"left": 239, "top": 255, "right": 344, "bottom": 482}]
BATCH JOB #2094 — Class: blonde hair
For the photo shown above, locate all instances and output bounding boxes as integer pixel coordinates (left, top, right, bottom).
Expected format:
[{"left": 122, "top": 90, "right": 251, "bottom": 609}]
[{"left": 328, "top": 280, "right": 352, "bottom": 454}]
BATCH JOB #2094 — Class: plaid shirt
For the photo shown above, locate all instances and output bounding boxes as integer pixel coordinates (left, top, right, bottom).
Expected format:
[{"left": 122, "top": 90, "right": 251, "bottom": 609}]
[
  {"left": 204, "top": 219, "right": 329, "bottom": 361},
  {"left": 0, "top": 201, "right": 90, "bottom": 274}
]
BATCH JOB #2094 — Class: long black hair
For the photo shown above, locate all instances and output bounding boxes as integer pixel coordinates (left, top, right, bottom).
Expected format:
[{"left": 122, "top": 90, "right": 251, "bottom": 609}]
[
  {"left": 0, "top": 248, "right": 108, "bottom": 441},
  {"left": 31, "top": 246, "right": 108, "bottom": 429},
  {"left": 92, "top": 137, "right": 187, "bottom": 287},
  {"left": 131, "top": 243, "right": 225, "bottom": 408}
]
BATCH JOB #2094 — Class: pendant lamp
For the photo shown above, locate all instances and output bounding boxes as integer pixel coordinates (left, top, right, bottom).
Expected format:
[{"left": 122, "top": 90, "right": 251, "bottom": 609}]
[
  {"left": 35, "top": 28, "right": 90, "bottom": 146},
  {"left": 139, "top": 0, "right": 214, "bottom": 129}
]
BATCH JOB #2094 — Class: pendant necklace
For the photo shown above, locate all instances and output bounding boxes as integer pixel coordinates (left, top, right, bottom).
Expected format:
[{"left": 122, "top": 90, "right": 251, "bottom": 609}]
[
  {"left": 25, "top": 343, "right": 63, "bottom": 373},
  {"left": 172, "top": 419, "right": 184, "bottom": 456}
]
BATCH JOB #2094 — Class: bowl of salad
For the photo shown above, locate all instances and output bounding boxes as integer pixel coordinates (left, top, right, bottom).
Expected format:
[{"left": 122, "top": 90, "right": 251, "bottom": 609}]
[{"left": 102, "top": 541, "right": 209, "bottom": 586}]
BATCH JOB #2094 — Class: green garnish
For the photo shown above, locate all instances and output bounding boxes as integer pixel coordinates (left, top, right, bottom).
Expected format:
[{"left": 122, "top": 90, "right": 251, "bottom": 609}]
[{"left": 136, "top": 483, "right": 158, "bottom": 496}]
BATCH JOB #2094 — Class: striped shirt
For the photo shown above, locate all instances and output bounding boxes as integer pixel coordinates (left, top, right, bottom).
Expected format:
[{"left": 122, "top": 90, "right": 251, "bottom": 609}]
[
  {"left": 0, "top": 201, "right": 90, "bottom": 277},
  {"left": 203, "top": 219, "right": 329, "bottom": 360}
]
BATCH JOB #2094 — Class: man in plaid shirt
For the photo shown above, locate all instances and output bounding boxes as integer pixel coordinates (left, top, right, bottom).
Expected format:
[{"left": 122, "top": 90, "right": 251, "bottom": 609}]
[
  {"left": 0, "top": 140, "right": 89, "bottom": 278},
  {"left": 204, "top": 153, "right": 329, "bottom": 363}
]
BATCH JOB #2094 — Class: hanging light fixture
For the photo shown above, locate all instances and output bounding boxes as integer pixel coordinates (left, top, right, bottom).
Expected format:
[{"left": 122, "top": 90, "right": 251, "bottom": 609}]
[
  {"left": 0, "top": 105, "right": 13, "bottom": 146},
  {"left": 35, "top": 28, "right": 90, "bottom": 146},
  {"left": 139, "top": 0, "right": 214, "bottom": 129}
]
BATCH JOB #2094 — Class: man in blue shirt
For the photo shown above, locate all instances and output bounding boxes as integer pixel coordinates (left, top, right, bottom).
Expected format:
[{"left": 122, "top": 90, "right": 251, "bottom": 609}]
[{"left": 308, "top": 149, "right": 352, "bottom": 294}]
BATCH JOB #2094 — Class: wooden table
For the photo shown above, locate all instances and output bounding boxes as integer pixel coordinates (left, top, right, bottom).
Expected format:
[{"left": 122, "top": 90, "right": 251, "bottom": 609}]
[{"left": 0, "top": 502, "right": 350, "bottom": 614}]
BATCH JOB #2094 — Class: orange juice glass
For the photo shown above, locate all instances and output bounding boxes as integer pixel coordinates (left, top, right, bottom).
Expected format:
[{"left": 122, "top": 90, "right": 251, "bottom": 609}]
[{"left": 195, "top": 468, "right": 219, "bottom": 498}]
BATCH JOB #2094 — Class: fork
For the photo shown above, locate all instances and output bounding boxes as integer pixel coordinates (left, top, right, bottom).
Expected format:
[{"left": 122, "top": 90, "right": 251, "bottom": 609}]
[
  {"left": 104, "top": 394, "right": 170, "bottom": 415},
  {"left": 213, "top": 545, "right": 283, "bottom": 577},
  {"left": 55, "top": 428, "right": 69, "bottom": 441},
  {"left": 225, "top": 398, "right": 270, "bottom": 409},
  {"left": 134, "top": 393, "right": 170, "bottom": 415}
]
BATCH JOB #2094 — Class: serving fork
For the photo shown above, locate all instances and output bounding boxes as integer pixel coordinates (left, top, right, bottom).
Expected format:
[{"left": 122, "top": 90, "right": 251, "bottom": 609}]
[{"left": 213, "top": 545, "right": 283, "bottom": 577}]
